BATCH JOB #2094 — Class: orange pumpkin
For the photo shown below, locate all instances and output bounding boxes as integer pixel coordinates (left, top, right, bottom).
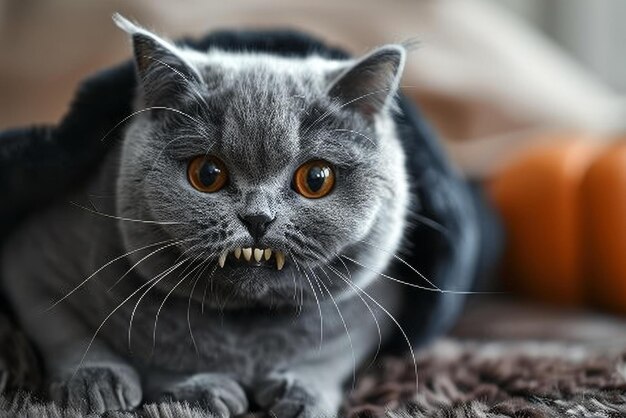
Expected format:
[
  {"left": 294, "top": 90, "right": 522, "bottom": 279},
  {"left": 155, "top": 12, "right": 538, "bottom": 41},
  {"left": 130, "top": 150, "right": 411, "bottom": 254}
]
[
  {"left": 581, "top": 141, "right": 626, "bottom": 314},
  {"left": 487, "top": 136, "right": 599, "bottom": 306}
]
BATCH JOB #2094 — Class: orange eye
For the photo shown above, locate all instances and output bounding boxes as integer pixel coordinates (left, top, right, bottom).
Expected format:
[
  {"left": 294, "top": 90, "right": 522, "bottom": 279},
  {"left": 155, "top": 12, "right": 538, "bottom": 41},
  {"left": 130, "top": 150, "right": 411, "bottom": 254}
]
[
  {"left": 293, "top": 160, "right": 335, "bottom": 199},
  {"left": 187, "top": 155, "right": 228, "bottom": 193}
]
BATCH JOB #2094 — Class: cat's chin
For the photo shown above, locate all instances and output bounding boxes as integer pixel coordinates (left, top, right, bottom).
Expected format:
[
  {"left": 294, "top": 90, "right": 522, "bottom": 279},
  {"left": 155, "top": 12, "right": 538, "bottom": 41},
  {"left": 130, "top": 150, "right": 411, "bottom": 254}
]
[
  {"left": 192, "top": 264, "right": 296, "bottom": 307},
  {"left": 194, "top": 262, "right": 338, "bottom": 309}
]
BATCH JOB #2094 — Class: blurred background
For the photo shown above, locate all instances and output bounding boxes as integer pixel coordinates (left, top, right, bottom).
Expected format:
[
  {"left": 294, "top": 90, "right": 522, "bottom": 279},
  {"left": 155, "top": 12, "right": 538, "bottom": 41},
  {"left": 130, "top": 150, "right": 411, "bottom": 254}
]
[
  {"left": 1, "top": 0, "right": 626, "bottom": 316},
  {"left": 497, "top": 0, "right": 626, "bottom": 92},
  {"left": 1, "top": 0, "right": 625, "bottom": 171}
]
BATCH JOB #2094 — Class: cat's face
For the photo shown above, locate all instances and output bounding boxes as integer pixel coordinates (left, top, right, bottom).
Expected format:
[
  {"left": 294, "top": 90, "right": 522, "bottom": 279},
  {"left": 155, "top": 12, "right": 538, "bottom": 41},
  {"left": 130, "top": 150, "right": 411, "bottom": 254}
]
[{"left": 115, "top": 19, "right": 410, "bottom": 308}]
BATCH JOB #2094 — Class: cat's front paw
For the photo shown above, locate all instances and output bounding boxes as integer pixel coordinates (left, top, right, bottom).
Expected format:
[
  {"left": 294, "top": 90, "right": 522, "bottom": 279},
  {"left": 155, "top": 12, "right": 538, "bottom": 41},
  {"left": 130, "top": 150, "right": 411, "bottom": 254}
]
[
  {"left": 49, "top": 364, "right": 142, "bottom": 413},
  {"left": 254, "top": 373, "right": 337, "bottom": 418},
  {"left": 159, "top": 373, "right": 248, "bottom": 417}
]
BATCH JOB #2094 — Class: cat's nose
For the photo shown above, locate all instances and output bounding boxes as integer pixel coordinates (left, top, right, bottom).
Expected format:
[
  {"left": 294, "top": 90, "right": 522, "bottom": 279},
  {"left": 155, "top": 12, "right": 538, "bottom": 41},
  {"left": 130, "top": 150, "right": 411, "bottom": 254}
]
[{"left": 239, "top": 213, "right": 276, "bottom": 240}]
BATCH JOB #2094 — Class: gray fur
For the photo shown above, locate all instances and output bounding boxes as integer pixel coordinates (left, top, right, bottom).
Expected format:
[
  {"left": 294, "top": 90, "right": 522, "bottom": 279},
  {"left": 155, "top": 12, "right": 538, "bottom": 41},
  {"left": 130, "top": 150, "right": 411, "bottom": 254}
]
[{"left": 1, "top": 16, "right": 410, "bottom": 417}]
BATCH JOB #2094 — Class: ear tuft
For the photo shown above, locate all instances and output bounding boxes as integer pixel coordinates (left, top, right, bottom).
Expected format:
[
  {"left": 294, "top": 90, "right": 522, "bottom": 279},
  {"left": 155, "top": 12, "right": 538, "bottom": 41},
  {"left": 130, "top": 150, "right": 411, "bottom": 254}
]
[
  {"left": 328, "top": 45, "right": 406, "bottom": 118},
  {"left": 112, "top": 13, "right": 141, "bottom": 35}
]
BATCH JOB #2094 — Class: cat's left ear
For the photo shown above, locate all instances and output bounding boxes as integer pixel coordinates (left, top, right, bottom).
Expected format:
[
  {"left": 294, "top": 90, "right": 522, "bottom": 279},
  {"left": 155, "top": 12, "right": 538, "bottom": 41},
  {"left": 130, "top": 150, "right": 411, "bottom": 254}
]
[
  {"left": 327, "top": 45, "right": 406, "bottom": 119},
  {"left": 113, "top": 13, "right": 203, "bottom": 107}
]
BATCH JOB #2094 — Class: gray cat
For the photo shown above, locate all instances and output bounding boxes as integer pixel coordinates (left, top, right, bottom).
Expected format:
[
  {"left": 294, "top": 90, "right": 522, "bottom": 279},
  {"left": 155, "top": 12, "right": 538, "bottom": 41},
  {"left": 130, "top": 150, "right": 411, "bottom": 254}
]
[{"left": 1, "top": 15, "right": 416, "bottom": 417}]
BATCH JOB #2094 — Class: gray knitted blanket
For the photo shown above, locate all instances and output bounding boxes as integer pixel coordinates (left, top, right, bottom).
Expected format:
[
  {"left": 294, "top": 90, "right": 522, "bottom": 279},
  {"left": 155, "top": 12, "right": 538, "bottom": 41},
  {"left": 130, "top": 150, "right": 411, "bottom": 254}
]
[{"left": 2, "top": 298, "right": 626, "bottom": 418}]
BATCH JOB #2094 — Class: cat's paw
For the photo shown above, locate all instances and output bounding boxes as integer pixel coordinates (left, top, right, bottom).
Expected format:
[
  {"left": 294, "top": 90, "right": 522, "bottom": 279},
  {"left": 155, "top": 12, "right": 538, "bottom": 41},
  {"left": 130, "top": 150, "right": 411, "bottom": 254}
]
[
  {"left": 159, "top": 373, "right": 248, "bottom": 417},
  {"left": 49, "top": 364, "right": 142, "bottom": 413},
  {"left": 254, "top": 373, "right": 337, "bottom": 418}
]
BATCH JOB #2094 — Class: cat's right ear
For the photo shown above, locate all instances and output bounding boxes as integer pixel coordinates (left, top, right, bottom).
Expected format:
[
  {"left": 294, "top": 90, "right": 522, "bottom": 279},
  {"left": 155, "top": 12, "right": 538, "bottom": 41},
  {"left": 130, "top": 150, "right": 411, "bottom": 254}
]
[
  {"left": 113, "top": 13, "right": 203, "bottom": 108},
  {"left": 327, "top": 45, "right": 406, "bottom": 119}
]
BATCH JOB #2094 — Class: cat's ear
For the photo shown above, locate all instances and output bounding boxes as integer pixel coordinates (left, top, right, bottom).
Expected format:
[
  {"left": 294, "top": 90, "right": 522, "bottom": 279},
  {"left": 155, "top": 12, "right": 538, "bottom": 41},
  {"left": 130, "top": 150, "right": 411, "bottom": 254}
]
[
  {"left": 113, "top": 13, "right": 203, "bottom": 107},
  {"left": 327, "top": 45, "right": 405, "bottom": 118}
]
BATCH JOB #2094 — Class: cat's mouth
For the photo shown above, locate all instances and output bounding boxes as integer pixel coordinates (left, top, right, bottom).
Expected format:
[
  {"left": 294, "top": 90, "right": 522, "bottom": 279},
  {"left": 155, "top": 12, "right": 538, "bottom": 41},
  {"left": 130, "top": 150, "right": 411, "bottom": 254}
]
[{"left": 217, "top": 247, "right": 286, "bottom": 271}]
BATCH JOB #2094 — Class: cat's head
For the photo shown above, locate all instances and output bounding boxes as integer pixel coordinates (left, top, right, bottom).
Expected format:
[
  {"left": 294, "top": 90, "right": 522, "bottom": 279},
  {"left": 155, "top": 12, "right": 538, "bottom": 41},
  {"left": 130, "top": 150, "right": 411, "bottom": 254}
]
[{"left": 113, "top": 15, "right": 410, "bottom": 308}]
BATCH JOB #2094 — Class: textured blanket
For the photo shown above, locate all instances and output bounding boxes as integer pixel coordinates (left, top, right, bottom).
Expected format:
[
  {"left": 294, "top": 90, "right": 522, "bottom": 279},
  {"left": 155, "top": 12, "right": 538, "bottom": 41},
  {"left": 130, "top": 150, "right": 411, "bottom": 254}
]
[{"left": 3, "top": 297, "right": 625, "bottom": 418}]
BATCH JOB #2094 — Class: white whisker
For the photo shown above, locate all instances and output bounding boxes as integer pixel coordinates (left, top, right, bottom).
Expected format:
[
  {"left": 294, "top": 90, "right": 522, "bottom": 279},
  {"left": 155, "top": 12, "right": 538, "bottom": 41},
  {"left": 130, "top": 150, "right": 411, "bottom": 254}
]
[
  {"left": 69, "top": 201, "right": 187, "bottom": 225},
  {"left": 332, "top": 267, "right": 419, "bottom": 393},
  {"left": 302, "top": 84, "right": 432, "bottom": 136},
  {"left": 310, "top": 267, "right": 356, "bottom": 392},
  {"left": 187, "top": 254, "right": 216, "bottom": 358},
  {"left": 332, "top": 128, "right": 376, "bottom": 147},
  {"left": 187, "top": 269, "right": 204, "bottom": 359},
  {"left": 74, "top": 257, "right": 188, "bottom": 376},
  {"left": 167, "top": 242, "right": 209, "bottom": 281},
  {"left": 325, "top": 263, "right": 382, "bottom": 371},
  {"left": 302, "top": 88, "right": 396, "bottom": 136},
  {"left": 292, "top": 256, "right": 324, "bottom": 352},
  {"left": 358, "top": 240, "right": 440, "bottom": 290},
  {"left": 100, "top": 106, "right": 210, "bottom": 143},
  {"left": 151, "top": 253, "right": 215, "bottom": 356},
  {"left": 44, "top": 237, "right": 177, "bottom": 312},
  {"left": 342, "top": 255, "right": 439, "bottom": 292},
  {"left": 142, "top": 55, "right": 212, "bottom": 114},
  {"left": 127, "top": 258, "right": 190, "bottom": 351},
  {"left": 201, "top": 264, "right": 219, "bottom": 315},
  {"left": 342, "top": 254, "right": 500, "bottom": 295},
  {"left": 126, "top": 242, "right": 204, "bottom": 350},
  {"left": 108, "top": 238, "right": 197, "bottom": 292},
  {"left": 290, "top": 270, "right": 303, "bottom": 316}
]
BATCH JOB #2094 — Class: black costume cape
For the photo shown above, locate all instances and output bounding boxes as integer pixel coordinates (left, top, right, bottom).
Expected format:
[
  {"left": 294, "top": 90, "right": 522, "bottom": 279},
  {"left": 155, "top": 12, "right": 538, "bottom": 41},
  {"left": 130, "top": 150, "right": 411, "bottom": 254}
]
[{"left": 0, "top": 30, "right": 500, "bottom": 349}]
